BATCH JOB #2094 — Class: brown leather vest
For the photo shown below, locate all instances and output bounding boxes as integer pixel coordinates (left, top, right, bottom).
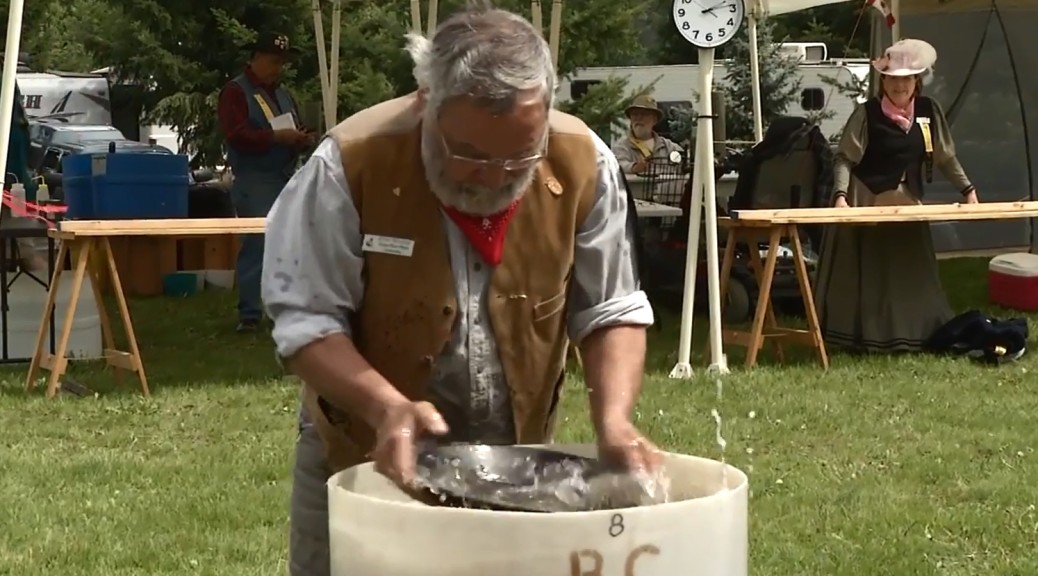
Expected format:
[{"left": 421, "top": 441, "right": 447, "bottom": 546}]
[{"left": 303, "top": 94, "right": 599, "bottom": 473}]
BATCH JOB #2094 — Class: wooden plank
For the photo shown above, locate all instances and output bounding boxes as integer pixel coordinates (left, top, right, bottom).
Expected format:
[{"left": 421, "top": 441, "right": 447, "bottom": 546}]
[
  {"left": 729, "top": 201, "right": 1038, "bottom": 224},
  {"left": 180, "top": 238, "right": 207, "bottom": 270},
  {"left": 55, "top": 218, "right": 266, "bottom": 237},
  {"left": 104, "top": 349, "right": 138, "bottom": 371}
]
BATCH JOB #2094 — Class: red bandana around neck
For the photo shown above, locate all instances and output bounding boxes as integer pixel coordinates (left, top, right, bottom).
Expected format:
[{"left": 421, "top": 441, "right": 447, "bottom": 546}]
[{"left": 442, "top": 200, "right": 521, "bottom": 266}]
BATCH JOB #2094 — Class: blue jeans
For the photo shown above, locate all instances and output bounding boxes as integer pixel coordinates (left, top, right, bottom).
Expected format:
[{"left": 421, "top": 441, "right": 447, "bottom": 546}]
[{"left": 231, "top": 174, "right": 286, "bottom": 323}]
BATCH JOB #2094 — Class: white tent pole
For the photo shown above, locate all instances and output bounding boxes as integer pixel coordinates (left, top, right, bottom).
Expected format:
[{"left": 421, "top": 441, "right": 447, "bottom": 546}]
[
  {"left": 531, "top": 0, "right": 543, "bottom": 35},
  {"left": 329, "top": 0, "right": 341, "bottom": 125},
  {"left": 410, "top": 0, "right": 422, "bottom": 32},
  {"left": 0, "top": 0, "right": 26, "bottom": 186},
  {"left": 427, "top": 0, "right": 439, "bottom": 35},
  {"left": 748, "top": 15, "right": 764, "bottom": 142},
  {"left": 549, "top": 0, "right": 563, "bottom": 67},
  {"left": 311, "top": 0, "right": 333, "bottom": 129}
]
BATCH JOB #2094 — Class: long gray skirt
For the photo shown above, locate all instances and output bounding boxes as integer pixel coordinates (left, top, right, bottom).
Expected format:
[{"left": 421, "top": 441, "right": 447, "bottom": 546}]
[{"left": 813, "top": 222, "right": 953, "bottom": 353}]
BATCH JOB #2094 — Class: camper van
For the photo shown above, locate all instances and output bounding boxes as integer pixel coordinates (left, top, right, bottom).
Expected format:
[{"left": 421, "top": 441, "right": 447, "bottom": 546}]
[
  {"left": 16, "top": 71, "right": 112, "bottom": 125},
  {"left": 555, "top": 44, "right": 870, "bottom": 144},
  {"left": 16, "top": 68, "right": 184, "bottom": 154}
]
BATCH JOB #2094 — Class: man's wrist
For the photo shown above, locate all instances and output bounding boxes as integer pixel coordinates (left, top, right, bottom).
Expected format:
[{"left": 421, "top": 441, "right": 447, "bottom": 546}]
[
  {"left": 365, "top": 391, "right": 411, "bottom": 430},
  {"left": 592, "top": 406, "right": 632, "bottom": 432}
]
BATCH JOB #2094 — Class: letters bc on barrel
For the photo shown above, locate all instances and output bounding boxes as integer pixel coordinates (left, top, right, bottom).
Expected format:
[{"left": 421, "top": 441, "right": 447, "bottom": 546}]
[{"left": 326, "top": 446, "right": 749, "bottom": 576}]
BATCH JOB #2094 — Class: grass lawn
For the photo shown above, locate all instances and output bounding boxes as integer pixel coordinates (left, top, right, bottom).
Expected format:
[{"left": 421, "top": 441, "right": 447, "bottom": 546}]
[{"left": 2, "top": 257, "right": 1037, "bottom": 575}]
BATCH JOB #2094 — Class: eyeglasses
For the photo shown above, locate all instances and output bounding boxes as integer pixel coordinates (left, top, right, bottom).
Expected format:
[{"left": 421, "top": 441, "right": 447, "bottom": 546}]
[{"left": 440, "top": 133, "right": 545, "bottom": 172}]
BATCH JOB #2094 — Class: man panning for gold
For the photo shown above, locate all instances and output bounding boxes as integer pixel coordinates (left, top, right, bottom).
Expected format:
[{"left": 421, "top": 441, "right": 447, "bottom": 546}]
[{"left": 262, "top": 4, "right": 660, "bottom": 575}]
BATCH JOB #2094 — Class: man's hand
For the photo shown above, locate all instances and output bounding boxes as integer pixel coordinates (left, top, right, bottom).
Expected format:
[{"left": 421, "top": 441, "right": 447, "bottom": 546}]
[
  {"left": 631, "top": 159, "right": 649, "bottom": 175},
  {"left": 371, "top": 400, "right": 449, "bottom": 488},
  {"left": 273, "top": 128, "right": 309, "bottom": 147},
  {"left": 596, "top": 417, "right": 663, "bottom": 473},
  {"left": 964, "top": 190, "right": 979, "bottom": 204}
]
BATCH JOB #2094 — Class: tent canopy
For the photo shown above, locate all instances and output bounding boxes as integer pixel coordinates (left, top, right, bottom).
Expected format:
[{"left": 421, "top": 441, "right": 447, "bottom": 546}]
[
  {"left": 896, "top": 0, "right": 1037, "bottom": 250},
  {"left": 755, "top": 0, "right": 854, "bottom": 15}
]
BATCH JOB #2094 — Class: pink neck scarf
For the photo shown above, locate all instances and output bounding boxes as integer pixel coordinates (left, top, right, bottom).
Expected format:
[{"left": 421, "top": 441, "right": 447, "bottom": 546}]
[{"left": 881, "top": 96, "right": 915, "bottom": 132}]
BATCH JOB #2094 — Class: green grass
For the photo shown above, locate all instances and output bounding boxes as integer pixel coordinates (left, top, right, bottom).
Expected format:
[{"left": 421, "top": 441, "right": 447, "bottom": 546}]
[{"left": 2, "top": 257, "right": 1037, "bottom": 575}]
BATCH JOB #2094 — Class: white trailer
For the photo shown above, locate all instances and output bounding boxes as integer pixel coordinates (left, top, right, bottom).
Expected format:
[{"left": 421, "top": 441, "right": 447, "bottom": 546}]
[{"left": 556, "top": 58, "right": 870, "bottom": 144}]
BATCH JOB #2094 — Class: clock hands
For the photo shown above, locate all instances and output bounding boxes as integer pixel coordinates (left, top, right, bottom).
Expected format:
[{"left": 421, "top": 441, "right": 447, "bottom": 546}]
[{"left": 700, "top": 1, "right": 730, "bottom": 16}]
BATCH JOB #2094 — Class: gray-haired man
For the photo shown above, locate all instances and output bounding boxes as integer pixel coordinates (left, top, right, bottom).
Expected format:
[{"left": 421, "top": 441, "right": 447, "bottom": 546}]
[{"left": 262, "top": 5, "right": 660, "bottom": 574}]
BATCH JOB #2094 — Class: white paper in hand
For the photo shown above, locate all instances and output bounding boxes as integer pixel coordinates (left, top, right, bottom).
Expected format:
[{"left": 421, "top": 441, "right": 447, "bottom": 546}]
[{"left": 270, "top": 113, "right": 297, "bottom": 131}]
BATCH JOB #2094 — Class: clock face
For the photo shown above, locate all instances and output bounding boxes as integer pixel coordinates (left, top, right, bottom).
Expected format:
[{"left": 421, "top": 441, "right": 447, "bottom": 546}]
[{"left": 672, "top": 0, "right": 745, "bottom": 49}]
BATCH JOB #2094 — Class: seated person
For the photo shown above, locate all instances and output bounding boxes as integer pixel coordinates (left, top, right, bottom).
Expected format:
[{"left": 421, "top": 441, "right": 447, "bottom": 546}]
[{"left": 611, "top": 94, "right": 683, "bottom": 175}]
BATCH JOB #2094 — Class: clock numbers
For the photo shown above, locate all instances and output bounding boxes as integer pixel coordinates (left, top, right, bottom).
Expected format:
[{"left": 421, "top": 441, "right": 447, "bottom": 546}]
[{"left": 673, "top": 0, "right": 743, "bottom": 48}]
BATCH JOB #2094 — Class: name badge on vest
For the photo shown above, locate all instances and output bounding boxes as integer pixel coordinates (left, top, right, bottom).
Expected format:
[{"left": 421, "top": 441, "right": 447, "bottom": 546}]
[{"left": 362, "top": 234, "right": 414, "bottom": 257}]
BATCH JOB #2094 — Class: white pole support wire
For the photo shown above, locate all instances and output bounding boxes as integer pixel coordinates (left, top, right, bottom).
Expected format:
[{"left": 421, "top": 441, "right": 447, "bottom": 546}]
[
  {"left": 329, "top": 0, "right": 341, "bottom": 126},
  {"left": 427, "top": 0, "right": 439, "bottom": 35},
  {"left": 747, "top": 14, "right": 764, "bottom": 142},
  {"left": 311, "top": 0, "right": 333, "bottom": 129},
  {"left": 549, "top": 0, "right": 563, "bottom": 68}
]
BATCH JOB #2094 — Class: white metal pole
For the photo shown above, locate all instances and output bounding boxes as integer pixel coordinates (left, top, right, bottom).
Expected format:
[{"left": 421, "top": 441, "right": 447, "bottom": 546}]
[
  {"left": 427, "top": 0, "right": 439, "bottom": 35},
  {"left": 411, "top": 0, "right": 422, "bottom": 32},
  {"left": 531, "top": 0, "right": 543, "bottom": 35},
  {"left": 698, "top": 48, "right": 728, "bottom": 374},
  {"left": 549, "top": 0, "right": 563, "bottom": 67},
  {"left": 311, "top": 0, "right": 333, "bottom": 129},
  {"left": 0, "top": 0, "right": 26, "bottom": 185},
  {"left": 669, "top": 71, "right": 708, "bottom": 379},
  {"left": 747, "top": 15, "right": 764, "bottom": 142},
  {"left": 329, "top": 0, "right": 341, "bottom": 125}
]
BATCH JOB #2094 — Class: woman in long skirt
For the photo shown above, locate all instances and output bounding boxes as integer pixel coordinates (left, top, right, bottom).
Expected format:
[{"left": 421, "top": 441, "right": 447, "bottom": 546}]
[{"left": 814, "top": 39, "right": 979, "bottom": 353}]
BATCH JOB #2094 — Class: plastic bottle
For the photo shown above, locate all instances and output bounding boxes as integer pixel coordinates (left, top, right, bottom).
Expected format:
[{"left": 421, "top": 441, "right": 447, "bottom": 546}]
[
  {"left": 9, "top": 182, "right": 26, "bottom": 219},
  {"left": 10, "top": 182, "right": 25, "bottom": 204},
  {"left": 36, "top": 182, "right": 49, "bottom": 202}
]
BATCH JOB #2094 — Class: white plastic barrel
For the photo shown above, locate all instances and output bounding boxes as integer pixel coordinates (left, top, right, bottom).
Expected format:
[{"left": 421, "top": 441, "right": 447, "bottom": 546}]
[
  {"left": 328, "top": 444, "right": 748, "bottom": 576},
  {"left": 4, "top": 273, "right": 103, "bottom": 359}
]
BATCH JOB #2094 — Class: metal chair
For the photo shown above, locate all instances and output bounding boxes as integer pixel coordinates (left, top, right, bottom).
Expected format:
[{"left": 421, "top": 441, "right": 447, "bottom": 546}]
[{"left": 644, "top": 154, "right": 689, "bottom": 206}]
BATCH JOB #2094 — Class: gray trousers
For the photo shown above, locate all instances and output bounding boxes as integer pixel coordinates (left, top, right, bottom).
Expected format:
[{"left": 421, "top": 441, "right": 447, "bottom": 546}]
[{"left": 289, "top": 424, "right": 332, "bottom": 576}]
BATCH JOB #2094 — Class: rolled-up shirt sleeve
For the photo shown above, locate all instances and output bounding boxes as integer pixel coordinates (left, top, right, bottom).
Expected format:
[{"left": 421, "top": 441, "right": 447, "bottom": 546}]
[
  {"left": 263, "top": 137, "right": 365, "bottom": 358},
  {"left": 567, "top": 130, "right": 655, "bottom": 344}
]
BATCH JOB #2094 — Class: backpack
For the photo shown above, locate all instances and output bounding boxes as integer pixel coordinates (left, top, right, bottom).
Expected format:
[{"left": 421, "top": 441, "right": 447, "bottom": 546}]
[{"left": 727, "top": 116, "right": 834, "bottom": 250}]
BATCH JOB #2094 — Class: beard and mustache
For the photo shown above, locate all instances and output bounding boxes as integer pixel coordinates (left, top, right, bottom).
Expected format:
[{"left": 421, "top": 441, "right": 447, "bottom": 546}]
[
  {"left": 630, "top": 123, "right": 654, "bottom": 140},
  {"left": 420, "top": 108, "right": 539, "bottom": 217}
]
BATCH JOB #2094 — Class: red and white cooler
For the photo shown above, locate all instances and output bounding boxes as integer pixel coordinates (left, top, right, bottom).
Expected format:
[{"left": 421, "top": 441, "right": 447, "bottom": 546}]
[{"left": 988, "top": 252, "right": 1038, "bottom": 311}]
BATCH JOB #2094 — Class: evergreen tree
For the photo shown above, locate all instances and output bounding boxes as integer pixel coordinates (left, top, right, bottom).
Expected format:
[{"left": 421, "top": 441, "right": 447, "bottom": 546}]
[{"left": 721, "top": 16, "right": 801, "bottom": 141}]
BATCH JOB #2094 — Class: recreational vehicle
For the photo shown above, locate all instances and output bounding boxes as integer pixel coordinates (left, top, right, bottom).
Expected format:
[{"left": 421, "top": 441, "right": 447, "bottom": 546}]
[{"left": 556, "top": 44, "right": 870, "bottom": 144}]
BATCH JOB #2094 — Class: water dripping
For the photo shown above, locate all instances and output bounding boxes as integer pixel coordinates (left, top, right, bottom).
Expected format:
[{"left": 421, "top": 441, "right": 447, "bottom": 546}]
[{"left": 713, "top": 370, "right": 728, "bottom": 491}]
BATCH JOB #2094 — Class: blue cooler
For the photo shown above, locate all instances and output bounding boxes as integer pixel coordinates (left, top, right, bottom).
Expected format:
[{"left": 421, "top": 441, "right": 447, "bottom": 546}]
[
  {"left": 92, "top": 152, "right": 190, "bottom": 219},
  {"left": 61, "top": 153, "right": 96, "bottom": 219}
]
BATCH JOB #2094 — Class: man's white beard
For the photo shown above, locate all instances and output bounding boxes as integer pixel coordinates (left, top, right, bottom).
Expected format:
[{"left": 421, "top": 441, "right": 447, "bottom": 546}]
[
  {"left": 631, "top": 124, "right": 653, "bottom": 140},
  {"left": 420, "top": 116, "right": 537, "bottom": 217}
]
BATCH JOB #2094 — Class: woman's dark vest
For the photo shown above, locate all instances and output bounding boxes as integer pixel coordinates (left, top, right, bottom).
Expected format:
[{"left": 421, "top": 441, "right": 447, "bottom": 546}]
[{"left": 852, "top": 97, "right": 935, "bottom": 197}]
